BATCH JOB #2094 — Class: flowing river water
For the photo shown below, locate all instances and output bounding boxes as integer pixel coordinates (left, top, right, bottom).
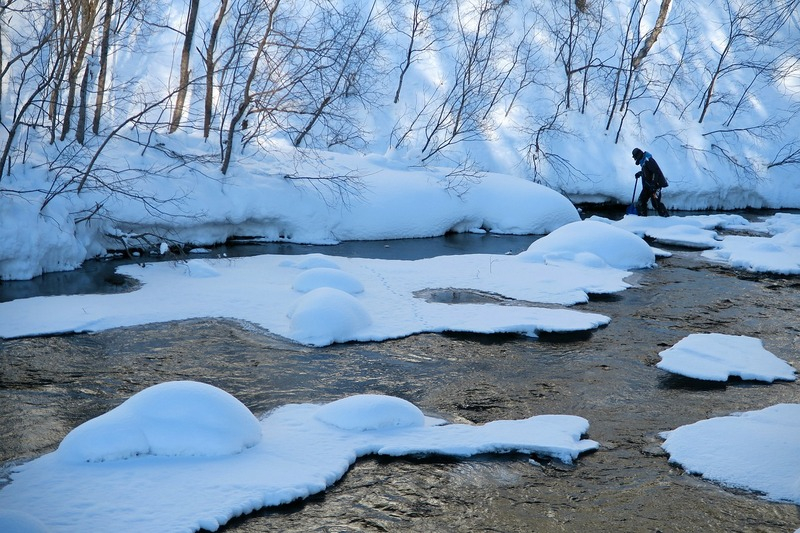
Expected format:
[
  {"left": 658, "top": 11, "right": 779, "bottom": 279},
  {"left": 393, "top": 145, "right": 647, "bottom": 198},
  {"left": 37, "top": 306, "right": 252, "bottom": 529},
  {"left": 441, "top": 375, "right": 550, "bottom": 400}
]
[{"left": 1, "top": 230, "right": 799, "bottom": 532}]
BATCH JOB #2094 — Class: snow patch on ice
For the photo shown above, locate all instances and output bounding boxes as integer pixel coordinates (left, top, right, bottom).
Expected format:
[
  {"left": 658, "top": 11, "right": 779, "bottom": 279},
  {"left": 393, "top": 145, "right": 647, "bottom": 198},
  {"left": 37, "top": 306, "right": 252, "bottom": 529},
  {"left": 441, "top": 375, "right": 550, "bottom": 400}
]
[
  {"left": 662, "top": 404, "right": 800, "bottom": 504},
  {"left": 657, "top": 333, "right": 796, "bottom": 382}
]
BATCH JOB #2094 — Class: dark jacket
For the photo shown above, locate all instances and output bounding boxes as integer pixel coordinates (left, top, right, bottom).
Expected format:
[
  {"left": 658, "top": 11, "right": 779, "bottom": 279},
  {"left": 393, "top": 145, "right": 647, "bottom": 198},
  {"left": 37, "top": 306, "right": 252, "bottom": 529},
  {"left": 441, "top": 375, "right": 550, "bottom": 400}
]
[{"left": 636, "top": 152, "right": 667, "bottom": 191}]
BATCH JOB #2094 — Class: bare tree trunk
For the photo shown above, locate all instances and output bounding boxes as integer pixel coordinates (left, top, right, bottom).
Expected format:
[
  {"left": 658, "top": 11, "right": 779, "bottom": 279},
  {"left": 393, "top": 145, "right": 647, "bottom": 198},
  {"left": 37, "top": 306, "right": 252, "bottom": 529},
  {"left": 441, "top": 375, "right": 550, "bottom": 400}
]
[
  {"left": 61, "top": 0, "right": 97, "bottom": 142},
  {"left": 631, "top": 0, "right": 670, "bottom": 70},
  {"left": 76, "top": 58, "right": 92, "bottom": 144},
  {"left": 293, "top": 1, "right": 377, "bottom": 147},
  {"left": 699, "top": 38, "right": 730, "bottom": 124},
  {"left": 204, "top": 0, "right": 228, "bottom": 139},
  {"left": 92, "top": 0, "right": 114, "bottom": 134},
  {"left": 169, "top": 0, "right": 200, "bottom": 133},
  {"left": 50, "top": 1, "right": 72, "bottom": 143},
  {"left": 394, "top": 0, "right": 422, "bottom": 104},
  {"left": 0, "top": 4, "right": 6, "bottom": 108},
  {"left": 560, "top": 1, "right": 578, "bottom": 109},
  {"left": 579, "top": 0, "right": 606, "bottom": 114},
  {"left": 394, "top": 31, "right": 416, "bottom": 104}
]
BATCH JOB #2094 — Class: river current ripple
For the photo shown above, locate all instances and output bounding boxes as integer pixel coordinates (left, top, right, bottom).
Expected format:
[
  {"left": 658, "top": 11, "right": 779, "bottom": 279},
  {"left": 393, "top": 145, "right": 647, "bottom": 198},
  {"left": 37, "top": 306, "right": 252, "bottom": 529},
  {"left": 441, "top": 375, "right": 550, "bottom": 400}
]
[{"left": 1, "top": 232, "right": 799, "bottom": 532}]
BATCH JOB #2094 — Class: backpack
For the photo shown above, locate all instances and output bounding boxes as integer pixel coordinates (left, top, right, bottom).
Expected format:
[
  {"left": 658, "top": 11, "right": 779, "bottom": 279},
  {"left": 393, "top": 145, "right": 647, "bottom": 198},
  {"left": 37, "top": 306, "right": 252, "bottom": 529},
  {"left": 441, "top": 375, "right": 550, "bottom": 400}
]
[{"left": 642, "top": 153, "right": 669, "bottom": 188}]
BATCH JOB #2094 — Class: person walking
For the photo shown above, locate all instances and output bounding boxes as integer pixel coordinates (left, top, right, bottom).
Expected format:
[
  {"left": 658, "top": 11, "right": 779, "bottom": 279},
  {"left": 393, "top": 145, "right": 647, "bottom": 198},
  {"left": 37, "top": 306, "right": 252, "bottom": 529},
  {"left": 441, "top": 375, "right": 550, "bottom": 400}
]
[{"left": 632, "top": 147, "right": 669, "bottom": 217}]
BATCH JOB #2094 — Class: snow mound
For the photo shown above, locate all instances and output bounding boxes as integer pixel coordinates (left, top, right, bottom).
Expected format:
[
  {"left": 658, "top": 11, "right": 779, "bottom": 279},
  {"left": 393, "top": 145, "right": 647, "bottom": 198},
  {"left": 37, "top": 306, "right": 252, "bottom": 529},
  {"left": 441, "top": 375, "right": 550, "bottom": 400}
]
[
  {"left": 288, "top": 287, "right": 372, "bottom": 345},
  {"left": 661, "top": 404, "right": 800, "bottom": 504},
  {"left": 181, "top": 259, "right": 220, "bottom": 278},
  {"left": 519, "top": 220, "right": 655, "bottom": 269},
  {"left": 314, "top": 394, "right": 426, "bottom": 431},
  {"left": 57, "top": 381, "right": 262, "bottom": 462},
  {"left": 291, "top": 254, "right": 341, "bottom": 270},
  {"left": 657, "top": 333, "right": 796, "bottom": 382},
  {"left": 775, "top": 228, "right": 800, "bottom": 246},
  {"left": 292, "top": 267, "right": 364, "bottom": 294}
]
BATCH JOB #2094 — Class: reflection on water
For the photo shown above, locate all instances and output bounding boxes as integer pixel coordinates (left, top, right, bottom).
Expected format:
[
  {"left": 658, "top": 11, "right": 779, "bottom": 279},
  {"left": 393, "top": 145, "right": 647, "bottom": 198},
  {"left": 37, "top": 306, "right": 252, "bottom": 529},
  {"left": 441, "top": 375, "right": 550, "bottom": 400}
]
[
  {"left": 657, "top": 374, "right": 730, "bottom": 391},
  {"left": 1, "top": 238, "right": 800, "bottom": 532}
]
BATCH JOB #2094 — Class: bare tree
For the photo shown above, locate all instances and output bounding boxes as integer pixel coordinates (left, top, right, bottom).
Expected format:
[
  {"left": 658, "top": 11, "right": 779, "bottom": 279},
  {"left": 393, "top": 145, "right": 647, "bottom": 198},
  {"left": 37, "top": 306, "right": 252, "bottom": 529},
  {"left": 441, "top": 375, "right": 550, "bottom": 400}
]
[
  {"left": 520, "top": 100, "right": 577, "bottom": 184},
  {"left": 605, "top": 0, "right": 665, "bottom": 132},
  {"left": 768, "top": 142, "right": 800, "bottom": 169},
  {"left": 698, "top": 0, "right": 745, "bottom": 124},
  {"left": 697, "top": 0, "right": 799, "bottom": 126},
  {"left": 415, "top": 0, "right": 517, "bottom": 162},
  {"left": 544, "top": 0, "right": 613, "bottom": 112},
  {"left": 0, "top": 3, "right": 66, "bottom": 175},
  {"left": 220, "top": 0, "right": 281, "bottom": 174},
  {"left": 576, "top": 0, "right": 610, "bottom": 114},
  {"left": 292, "top": 0, "right": 381, "bottom": 148},
  {"left": 389, "top": 0, "right": 450, "bottom": 104},
  {"left": 652, "top": 19, "right": 692, "bottom": 116},
  {"left": 551, "top": 0, "right": 581, "bottom": 110},
  {"left": 75, "top": 54, "right": 93, "bottom": 144}
]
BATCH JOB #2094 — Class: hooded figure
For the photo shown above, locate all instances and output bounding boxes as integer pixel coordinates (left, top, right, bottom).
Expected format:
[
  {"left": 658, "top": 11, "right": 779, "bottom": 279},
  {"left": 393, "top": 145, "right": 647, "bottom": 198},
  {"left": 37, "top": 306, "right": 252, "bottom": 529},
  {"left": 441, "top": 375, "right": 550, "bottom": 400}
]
[{"left": 632, "top": 147, "right": 669, "bottom": 217}]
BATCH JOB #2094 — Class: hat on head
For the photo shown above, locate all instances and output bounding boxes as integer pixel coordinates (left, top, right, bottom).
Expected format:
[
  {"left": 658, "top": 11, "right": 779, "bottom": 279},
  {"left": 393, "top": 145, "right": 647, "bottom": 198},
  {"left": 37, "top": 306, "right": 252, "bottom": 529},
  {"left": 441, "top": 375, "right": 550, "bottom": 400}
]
[{"left": 632, "top": 147, "right": 644, "bottom": 163}]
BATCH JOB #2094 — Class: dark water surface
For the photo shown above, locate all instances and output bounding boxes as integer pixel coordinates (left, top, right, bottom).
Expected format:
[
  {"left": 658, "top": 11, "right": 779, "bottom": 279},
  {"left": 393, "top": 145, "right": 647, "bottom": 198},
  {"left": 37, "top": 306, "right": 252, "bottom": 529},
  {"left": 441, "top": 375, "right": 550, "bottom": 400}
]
[{"left": 1, "top": 238, "right": 799, "bottom": 531}]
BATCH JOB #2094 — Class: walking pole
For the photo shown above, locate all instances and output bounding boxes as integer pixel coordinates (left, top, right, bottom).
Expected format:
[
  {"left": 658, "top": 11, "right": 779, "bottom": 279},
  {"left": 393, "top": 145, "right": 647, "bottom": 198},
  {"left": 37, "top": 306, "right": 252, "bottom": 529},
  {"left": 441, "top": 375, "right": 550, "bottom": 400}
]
[{"left": 626, "top": 177, "right": 639, "bottom": 215}]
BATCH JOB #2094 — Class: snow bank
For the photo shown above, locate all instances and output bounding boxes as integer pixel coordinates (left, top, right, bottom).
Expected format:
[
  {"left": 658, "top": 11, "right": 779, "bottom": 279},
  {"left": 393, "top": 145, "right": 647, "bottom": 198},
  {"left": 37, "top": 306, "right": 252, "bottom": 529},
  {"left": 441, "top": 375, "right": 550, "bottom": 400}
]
[
  {"left": 0, "top": 163, "right": 581, "bottom": 281},
  {"left": 5, "top": 213, "right": 800, "bottom": 348},
  {"left": 0, "top": 192, "right": 87, "bottom": 280}
]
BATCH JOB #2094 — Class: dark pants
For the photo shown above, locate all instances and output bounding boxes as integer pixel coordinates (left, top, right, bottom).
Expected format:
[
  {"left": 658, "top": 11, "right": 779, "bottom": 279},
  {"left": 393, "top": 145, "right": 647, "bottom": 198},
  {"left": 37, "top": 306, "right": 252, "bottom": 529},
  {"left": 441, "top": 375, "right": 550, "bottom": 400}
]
[{"left": 637, "top": 188, "right": 668, "bottom": 217}]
